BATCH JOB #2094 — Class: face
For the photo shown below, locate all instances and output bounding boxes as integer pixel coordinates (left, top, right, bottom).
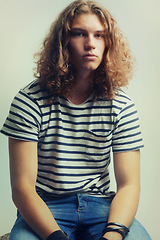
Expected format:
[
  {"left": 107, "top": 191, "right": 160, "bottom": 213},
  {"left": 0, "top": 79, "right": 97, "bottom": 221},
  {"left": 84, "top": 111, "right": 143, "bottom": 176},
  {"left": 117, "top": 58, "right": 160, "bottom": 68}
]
[{"left": 68, "top": 13, "right": 106, "bottom": 75}]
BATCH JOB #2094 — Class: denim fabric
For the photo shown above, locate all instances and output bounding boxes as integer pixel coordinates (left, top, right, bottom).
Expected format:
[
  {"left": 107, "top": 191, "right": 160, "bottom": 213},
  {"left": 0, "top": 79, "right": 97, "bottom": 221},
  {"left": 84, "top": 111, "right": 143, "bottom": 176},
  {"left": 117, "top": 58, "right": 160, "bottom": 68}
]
[{"left": 9, "top": 194, "right": 152, "bottom": 240}]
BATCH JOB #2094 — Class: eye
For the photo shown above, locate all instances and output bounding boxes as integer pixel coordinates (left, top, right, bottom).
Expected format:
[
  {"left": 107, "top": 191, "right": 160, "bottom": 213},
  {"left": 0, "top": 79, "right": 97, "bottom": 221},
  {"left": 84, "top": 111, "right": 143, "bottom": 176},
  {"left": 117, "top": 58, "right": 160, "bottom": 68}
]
[
  {"left": 95, "top": 33, "right": 104, "bottom": 38},
  {"left": 76, "top": 32, "right": 84, "bottom": 37},
  {"left": 70, "top": 31, "right": 85, "bottom": 37}
]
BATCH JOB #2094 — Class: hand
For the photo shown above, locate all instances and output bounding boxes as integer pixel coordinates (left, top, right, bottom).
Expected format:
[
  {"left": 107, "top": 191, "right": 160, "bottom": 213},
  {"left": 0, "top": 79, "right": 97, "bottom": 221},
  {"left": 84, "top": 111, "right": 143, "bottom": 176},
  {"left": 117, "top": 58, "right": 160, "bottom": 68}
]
[
  {"left": 46, "top": 230, "right": 69, "bottom": 240},
  {"left": 103, "top": 232, "right": 123, "bottom": 240}
]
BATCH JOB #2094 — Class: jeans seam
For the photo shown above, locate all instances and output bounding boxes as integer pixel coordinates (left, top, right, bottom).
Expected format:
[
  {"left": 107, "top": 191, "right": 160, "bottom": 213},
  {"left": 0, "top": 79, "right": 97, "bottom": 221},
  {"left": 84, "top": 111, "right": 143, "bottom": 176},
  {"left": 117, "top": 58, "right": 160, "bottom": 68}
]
[
  {"left": 68, "top": 227, "right": 78, "bottom": 239},
  {"left": 86, "top": 229, "right": 98, "bottom": 240},
  {"left": 77, "top": 210, "right": 81, "bottom": 227}
]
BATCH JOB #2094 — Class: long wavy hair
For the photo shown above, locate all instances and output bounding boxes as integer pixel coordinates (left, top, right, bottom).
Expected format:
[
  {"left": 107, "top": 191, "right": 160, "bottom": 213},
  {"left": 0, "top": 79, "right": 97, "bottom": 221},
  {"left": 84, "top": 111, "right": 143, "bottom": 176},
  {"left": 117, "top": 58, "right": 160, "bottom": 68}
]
[{"left": 34, "top": 0, "right": 134, "bottom": 102}]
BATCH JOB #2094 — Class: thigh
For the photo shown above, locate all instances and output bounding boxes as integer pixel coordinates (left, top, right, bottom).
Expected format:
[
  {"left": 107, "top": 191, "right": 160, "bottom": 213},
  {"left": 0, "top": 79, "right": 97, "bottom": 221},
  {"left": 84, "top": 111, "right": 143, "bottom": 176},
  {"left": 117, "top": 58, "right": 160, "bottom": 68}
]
[
  {"left": 9, "top": 212, "right": 40, "bottom": 240},
  {"left": 80, "top": 218, "right": 151, "bottom": 240},
  {"left": 76, "top": 195, "right": 152, "bottom": 240},
  {"left": 9, "top": 195, "right": 79, "bottom": 240},
  {"left": 9, "top": 209, "right": 77, "bottom": 240}
]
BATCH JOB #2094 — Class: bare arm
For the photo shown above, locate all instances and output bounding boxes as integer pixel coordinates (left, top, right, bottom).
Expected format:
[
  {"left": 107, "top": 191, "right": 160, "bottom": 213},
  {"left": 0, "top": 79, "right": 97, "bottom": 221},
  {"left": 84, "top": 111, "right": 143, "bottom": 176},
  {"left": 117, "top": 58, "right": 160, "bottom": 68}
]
[
  {"left": 103, "top": 150, "right": 141, "bottom": 240},
  {"left": 9, "top": 138, "right": 60, "bottom": 240}
]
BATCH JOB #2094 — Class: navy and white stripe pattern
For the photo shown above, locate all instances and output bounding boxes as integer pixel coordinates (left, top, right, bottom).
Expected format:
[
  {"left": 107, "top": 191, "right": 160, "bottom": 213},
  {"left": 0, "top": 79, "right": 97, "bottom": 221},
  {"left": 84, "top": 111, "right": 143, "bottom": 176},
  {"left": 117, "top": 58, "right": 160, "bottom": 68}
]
[{"left": 1, "top": 80, "right": 144, "bottom": 198}]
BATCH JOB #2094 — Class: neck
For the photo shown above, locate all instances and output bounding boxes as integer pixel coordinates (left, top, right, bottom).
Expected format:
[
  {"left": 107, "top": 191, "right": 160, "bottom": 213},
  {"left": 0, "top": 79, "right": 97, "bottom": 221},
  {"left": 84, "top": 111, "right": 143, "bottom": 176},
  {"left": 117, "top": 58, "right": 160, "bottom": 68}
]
[
  {"left": 75, "top": 69, "right": 94, "bottom": 84},
  {"left": 68, "top": 70, "right": 94, "bottom": 105}
]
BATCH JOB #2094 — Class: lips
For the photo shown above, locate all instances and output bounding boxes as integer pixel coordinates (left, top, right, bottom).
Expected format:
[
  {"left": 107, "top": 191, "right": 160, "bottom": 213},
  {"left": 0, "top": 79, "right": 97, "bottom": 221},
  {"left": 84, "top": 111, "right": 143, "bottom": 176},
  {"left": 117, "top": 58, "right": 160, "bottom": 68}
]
[{"left": 83, "top": 53, "right": 97, "bottom": 60}]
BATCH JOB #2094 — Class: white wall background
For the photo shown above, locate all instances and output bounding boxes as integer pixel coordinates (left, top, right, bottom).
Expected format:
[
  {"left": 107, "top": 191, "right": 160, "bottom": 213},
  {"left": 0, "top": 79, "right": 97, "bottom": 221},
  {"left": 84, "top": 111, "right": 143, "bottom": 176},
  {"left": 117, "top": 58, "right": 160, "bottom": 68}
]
[{"left": 0, "top": 0, "right": 159, "bottom": 239}]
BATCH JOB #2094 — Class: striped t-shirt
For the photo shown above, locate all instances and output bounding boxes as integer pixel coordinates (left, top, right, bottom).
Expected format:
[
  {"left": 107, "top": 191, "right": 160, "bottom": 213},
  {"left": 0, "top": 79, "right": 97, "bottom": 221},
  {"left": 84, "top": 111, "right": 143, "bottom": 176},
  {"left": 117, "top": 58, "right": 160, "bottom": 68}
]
[{"left": 1, "top": 79, "right": 144, "bottom": 198}]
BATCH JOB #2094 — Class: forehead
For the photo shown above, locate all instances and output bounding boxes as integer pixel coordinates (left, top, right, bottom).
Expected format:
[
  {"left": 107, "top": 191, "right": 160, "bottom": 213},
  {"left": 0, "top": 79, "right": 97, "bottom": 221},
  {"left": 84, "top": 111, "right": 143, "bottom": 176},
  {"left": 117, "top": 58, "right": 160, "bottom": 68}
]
[{"left": 71, "top": 13, "right": 105, "bottom": 31}]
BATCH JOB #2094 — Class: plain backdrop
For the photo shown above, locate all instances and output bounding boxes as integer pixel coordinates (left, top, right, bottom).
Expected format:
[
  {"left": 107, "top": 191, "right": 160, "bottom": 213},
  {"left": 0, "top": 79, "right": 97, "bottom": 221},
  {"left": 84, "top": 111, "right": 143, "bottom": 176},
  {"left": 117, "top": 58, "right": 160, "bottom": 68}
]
[{"left": 0, "top": 0, "right": 160, "bottom": 239}]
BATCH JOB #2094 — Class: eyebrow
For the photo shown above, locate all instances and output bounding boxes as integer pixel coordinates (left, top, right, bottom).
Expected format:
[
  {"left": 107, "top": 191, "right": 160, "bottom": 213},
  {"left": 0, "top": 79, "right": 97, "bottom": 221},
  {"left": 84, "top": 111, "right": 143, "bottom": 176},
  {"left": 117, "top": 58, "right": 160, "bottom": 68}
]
[{"left": 70, "top": 28, "right": 105, "bottom": 33}]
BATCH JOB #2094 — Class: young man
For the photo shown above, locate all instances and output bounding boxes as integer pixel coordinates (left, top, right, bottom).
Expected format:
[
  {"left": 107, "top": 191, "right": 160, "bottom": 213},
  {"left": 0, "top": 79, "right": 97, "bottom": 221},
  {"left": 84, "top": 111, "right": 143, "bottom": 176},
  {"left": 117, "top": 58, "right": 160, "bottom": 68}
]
[{"left": 1, "top": 1, "right": 151, "bottom": 240}]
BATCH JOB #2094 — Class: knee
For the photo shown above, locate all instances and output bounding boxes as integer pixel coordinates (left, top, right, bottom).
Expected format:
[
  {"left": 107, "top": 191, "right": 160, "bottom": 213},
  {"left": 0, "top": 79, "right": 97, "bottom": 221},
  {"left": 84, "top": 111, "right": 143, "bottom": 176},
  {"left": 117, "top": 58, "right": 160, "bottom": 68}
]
[
  {"left": 9, "top": 219, "right": 40, "bottom": 240},
  {"left": 125, "top": 219, "right": 152, "bottom": 240}
]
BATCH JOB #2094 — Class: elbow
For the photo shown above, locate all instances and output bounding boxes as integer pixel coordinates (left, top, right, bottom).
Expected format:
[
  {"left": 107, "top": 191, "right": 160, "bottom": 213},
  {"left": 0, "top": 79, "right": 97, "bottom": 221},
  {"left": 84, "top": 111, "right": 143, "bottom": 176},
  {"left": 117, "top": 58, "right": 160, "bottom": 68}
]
[
  {"left": 11, "top": 186, "right": 23, "bottom": 205},
  {"left": 11, "top": 183, "right": 36, "bottom": 207},
  {"left": 11, "top": 185, "right": 24, "bottom": 206}
]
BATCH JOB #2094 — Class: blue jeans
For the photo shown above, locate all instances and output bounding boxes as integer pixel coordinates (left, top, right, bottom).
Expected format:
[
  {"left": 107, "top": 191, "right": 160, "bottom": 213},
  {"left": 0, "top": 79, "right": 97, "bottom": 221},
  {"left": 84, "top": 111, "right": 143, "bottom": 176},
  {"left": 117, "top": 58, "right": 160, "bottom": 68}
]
[{"left": 9, "top": 194, "right": 151, "bottom": 240}]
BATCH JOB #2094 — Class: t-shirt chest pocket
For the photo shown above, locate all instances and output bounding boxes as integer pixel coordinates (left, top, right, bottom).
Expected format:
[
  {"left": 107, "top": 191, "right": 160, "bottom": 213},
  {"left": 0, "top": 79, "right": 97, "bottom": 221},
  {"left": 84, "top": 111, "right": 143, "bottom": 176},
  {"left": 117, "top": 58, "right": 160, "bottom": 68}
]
[{"left": 84, "top": 129, "right": 112, "bottom": 161}]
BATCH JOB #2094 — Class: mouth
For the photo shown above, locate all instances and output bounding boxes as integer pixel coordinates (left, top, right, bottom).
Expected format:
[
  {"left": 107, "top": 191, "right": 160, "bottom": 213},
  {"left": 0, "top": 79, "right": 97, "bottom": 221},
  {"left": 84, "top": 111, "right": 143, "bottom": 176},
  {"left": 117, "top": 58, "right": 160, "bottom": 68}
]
[{"left": 83, "top": 53, "right": 97, "bottom": 60}]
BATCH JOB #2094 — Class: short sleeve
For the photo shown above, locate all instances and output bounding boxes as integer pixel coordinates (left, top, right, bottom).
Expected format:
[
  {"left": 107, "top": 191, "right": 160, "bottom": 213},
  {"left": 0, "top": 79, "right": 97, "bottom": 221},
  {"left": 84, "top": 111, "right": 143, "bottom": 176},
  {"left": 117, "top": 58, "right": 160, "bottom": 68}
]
[
  {"left": 1, "top": 89, "right": 41, "bottom": 142},
  {"left": 112, "top": 99, "right": 144, "bottom": 152}
]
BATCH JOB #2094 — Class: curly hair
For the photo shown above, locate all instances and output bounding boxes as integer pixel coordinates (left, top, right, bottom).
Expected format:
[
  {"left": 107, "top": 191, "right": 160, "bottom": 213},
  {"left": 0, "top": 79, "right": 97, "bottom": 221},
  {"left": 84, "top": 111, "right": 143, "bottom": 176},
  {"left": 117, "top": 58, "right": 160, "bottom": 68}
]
[{"left": 34, "top": 0, "right": 134, "bottom": 102}]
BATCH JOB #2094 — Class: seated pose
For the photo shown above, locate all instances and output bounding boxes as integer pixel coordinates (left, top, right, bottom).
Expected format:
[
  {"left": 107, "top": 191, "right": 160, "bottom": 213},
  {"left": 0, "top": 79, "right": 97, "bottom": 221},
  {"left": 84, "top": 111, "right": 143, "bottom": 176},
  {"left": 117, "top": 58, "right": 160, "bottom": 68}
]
[{"left": 1, "top": 1, "right": 152, "bottom": 240}]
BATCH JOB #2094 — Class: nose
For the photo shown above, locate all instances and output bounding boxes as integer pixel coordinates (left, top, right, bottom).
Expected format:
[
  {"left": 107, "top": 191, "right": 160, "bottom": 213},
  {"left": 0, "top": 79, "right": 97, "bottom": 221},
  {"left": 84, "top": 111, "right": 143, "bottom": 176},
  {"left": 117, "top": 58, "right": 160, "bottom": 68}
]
[{"left": 84, "top": 34, "right": 96, "bottom": 50}]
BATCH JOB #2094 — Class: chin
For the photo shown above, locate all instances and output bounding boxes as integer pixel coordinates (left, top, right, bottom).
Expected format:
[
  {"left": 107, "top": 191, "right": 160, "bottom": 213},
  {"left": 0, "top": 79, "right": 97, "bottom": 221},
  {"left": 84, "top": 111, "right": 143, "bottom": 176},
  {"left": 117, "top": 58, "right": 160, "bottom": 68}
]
[{"left": 84, "top": 63, "right": 100, "bottom": 71}]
